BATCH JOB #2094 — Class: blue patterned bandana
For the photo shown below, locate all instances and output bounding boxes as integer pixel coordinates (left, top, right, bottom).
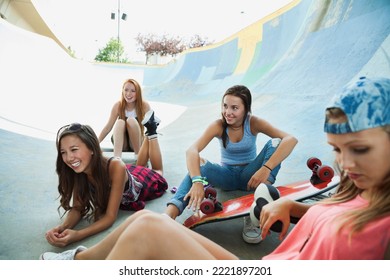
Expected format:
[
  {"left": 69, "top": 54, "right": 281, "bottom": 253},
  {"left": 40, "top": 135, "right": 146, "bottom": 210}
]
[{"left": 324, "top": 76, "right": 390, "bottom": 134}]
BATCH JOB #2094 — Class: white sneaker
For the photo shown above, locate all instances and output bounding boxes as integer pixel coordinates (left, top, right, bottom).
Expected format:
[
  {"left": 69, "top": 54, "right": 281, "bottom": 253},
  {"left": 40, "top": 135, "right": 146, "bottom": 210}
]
[
  {"left": 242, "top": 216, "right": 262, "bottom": 244},
  {"left": 39, "top": 245, "right": 87, "bottom": 260}
]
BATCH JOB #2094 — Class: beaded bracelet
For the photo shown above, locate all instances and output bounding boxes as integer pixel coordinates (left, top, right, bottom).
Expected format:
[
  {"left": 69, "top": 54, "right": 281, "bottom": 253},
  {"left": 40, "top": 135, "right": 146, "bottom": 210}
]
[
  {"left": 191, "top": 176, "right": 208, "bottom": 185},
  {"left": 263, "top": 164, "right": 272, "bottom": 171}
]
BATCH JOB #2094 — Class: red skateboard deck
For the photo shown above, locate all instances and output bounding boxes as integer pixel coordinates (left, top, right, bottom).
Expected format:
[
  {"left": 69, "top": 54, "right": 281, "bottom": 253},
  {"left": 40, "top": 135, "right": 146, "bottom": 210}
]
[{"left": 183, "top": 175, "right": 340, "bottom": 229}]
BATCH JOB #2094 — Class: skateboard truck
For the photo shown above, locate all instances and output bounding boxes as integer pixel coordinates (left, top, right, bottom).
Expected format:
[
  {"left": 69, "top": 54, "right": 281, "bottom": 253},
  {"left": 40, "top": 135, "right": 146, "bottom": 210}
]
[
  {"left": 307, "top": 157, "right": 334, "bottom": 186},
  {"left": 200, "top": 185, "right": 223, "bottom": 214}
]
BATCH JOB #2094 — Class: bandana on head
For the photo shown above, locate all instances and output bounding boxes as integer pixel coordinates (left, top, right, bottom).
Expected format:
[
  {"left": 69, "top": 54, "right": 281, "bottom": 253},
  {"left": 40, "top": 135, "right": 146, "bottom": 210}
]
[{"left": 324, "top": 76, "right": 390, "bottom": 134}]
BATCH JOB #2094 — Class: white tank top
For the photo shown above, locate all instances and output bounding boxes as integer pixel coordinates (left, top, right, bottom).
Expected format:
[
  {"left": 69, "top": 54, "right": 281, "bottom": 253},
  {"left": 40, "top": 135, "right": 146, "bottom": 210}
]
[{"left": 125, "top": 109, "right": 136, "bottom": 118}]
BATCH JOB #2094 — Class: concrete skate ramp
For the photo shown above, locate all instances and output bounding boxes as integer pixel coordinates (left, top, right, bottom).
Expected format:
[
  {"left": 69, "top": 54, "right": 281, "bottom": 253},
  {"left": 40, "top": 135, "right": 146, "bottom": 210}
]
[
  {"left": 102, "top": 0, "right": 390, "bottom": 175},
  {"left": 1, "top": 0, "right": 390, "bottom": 260}
]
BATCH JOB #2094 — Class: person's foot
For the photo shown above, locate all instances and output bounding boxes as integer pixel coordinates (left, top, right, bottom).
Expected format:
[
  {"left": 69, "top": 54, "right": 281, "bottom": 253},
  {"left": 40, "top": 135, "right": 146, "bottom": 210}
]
[
  {"left": 142, "top": 110, "right": 160, "bottom": 138},
  {"left": 249, "top": 183, "right": 280, "bottom": 227},
  {"left": 242, "top": 216, "right": 262, "bottom": 244},
  {"left": 39, "top": 246, "right": 87, "bottom": 260}
]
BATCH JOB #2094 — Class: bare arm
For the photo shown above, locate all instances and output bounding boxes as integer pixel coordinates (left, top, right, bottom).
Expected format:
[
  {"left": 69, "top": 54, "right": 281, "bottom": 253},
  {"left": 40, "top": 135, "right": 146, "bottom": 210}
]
[
  {"left": 260, "top": 197, "right": 311, "bottom": 240},
  {"left": 142, "top": 100, "right": 151, "bottom": 115},
  {"left": 75, "top": 158, "right": 126, "bottom": 241},
  {"left": 59, "top": 208, "right": 82, "bottom": 230},
  {"left": 46, "top": 159, "right": 126, "bottom": 247},
  {"left": 45, "top": 192, "right": 83, "bottom": 247},
  {"left": 183, "top": 120, "right": 223, "bottom": 211},
  {"left": 248, "top": 116, "right": 298, "bottom": 189},
  {"left": 98, "top": 102, "right": 120, "bottom": 142}
]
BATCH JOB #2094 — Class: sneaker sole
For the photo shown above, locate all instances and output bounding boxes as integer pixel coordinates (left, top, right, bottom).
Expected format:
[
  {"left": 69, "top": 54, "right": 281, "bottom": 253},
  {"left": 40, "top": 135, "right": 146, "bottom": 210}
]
[
  {"left": 142, "top": 110, "right": 161, "bottom": 126},
  {"left": 141, "top": 110, "right": 154, "bottom": 125},
  {"left": 242, "top": 233, "right": 262, "bottom": 244}
]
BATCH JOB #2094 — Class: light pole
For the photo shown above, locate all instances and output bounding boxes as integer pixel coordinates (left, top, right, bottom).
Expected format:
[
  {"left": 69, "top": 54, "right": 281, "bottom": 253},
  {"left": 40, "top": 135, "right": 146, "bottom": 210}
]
[{"left": 111, "top": 0, "right": 127, "bottom": 62}]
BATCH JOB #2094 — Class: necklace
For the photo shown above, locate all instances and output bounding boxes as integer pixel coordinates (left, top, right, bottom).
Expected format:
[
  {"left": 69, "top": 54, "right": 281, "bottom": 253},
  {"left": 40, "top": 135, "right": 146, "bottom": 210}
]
[{"left": 229, "top": 125, "right": 242, "bottom": 131}]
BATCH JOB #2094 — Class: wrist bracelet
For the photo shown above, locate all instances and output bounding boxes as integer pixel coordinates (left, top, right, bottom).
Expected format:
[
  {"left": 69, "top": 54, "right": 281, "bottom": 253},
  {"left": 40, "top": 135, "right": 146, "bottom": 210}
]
[
  {"left": 263, "top": 164, "right": 272, "bottom": 171},
  {"left": 191, "top": 176, "right": 208, "bottom": 185}
]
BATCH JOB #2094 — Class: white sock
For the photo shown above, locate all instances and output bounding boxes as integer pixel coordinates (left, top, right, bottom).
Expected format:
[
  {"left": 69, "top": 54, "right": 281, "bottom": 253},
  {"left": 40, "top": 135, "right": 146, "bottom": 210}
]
[{"left": 147, "top": 134, "right": 158, "bottom": 140}]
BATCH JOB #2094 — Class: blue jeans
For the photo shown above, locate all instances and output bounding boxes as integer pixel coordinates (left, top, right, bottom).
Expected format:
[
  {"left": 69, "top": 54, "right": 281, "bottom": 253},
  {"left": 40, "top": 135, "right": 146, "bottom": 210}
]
[{"left": 169, "top": 138, "right": 282, "bottom": 215}]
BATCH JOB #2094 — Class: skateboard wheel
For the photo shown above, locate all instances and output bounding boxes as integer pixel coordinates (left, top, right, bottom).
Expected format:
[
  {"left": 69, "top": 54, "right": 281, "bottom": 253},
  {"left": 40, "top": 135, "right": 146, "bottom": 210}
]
[
  {"left": 307, "top": 157, "right": 321, "bottom": 170},
  {"left": 200, "top": 199, "right": 215, "bottom": 214},
  {"left": 317, "top": 165, "right": 334, "bottom": 182},
  {"left": 204, "top": 187, "right": 217, "bottom": 198}
]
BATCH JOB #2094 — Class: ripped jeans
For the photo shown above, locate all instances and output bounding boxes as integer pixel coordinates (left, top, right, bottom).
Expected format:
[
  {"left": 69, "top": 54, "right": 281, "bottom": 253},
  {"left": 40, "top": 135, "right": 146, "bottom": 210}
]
[{"left": 168, "top": 138, "right": 282, "bottom": 215}]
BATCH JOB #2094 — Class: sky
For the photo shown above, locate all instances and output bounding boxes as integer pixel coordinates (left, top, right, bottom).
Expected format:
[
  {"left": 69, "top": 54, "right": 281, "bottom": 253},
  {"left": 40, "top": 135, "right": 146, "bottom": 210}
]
[{"left": 34, "top": 0, "right": 293, "bottom": 62}]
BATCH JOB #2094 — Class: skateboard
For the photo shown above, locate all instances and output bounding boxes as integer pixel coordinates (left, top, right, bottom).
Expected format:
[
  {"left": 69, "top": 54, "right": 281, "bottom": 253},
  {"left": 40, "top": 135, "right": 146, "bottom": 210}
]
[{"left": 183, "top": 157, "right": 339, "bottom": 229}]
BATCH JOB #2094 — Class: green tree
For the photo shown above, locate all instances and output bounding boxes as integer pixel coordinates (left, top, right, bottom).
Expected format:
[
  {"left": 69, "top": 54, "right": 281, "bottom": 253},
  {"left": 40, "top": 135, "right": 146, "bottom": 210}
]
[{"left": 95, "top": 38, "right": 128, "bottom": 63}]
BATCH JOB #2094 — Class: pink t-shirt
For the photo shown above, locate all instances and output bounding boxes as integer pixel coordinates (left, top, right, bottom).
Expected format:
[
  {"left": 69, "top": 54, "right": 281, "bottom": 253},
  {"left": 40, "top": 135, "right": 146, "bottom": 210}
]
[{"left": 263, "top": 195, "right": 390, "bottom": 260}]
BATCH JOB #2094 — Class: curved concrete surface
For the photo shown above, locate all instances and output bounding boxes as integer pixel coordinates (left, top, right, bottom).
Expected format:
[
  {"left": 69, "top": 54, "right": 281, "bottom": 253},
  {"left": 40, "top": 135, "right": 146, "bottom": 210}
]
[{"left": 1, "top": 0, "right": 390, "bottom": 259}]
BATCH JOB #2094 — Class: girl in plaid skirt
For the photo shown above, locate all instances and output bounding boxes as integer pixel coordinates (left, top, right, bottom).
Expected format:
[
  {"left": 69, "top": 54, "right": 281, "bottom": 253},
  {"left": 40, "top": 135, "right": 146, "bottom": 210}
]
[{"left": 45, "top": 114, "right": 167, "bottom": 247}]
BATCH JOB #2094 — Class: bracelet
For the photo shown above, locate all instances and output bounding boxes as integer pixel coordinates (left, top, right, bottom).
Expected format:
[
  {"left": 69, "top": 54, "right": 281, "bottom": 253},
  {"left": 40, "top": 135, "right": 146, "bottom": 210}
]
[
  {"left": 191, "top": 176, "right": 208, "bottom": 185},
  {"left": 263, "top": 164, "right": 272, "bottom": 171}
]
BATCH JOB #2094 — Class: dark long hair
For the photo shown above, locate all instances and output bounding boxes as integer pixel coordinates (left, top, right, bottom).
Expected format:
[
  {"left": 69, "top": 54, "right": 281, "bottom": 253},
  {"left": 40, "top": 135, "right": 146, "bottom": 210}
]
[
  {"left": 56, "top": 124, "right": 110, "bottom": 221},
  {"left": 220, "top": 85, "right": 252, "bottom": 148}
]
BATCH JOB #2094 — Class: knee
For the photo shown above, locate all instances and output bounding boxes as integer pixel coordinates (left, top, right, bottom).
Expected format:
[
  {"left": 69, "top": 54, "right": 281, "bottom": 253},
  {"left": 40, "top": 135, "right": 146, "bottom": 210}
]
[
  {"left": 129, "top": 211, "right": 165, "bottom": 233},
  {"left": 125, "top": 209, "right": 152, "bottom": 222},
  {"left": 118, "top": 212, "right": 173, "bottom": 254},
  {"left": 116, "top": 212, "right": 162, "bottom": 251},
  {"left": 121, "top": 210, "right": 151, "bottom": 227},
  {"left": 126, "top": 117, "right": 139, "bottom": 127},
  {"left": 114, "top": 119, "right": 126, "bottom": 130},
  {"left": 263, "top": 138, "right": 281, "bottom": 155},
  {"left": 270, "top": 138, "right": 281, "bottom": 148},
  {"left": 200, "top": 158, "right": 207, "bottom": 166}
]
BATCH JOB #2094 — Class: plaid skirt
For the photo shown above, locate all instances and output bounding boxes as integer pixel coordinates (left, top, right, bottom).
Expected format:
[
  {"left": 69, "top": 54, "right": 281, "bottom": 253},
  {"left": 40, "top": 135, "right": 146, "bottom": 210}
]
[{"left": 120, "top": 164, "right": 168, "bottom": 211}]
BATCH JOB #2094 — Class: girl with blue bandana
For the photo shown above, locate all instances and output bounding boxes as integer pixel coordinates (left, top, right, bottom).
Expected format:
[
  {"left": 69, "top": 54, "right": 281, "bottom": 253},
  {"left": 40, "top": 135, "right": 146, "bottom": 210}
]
[{"left": 261, "top": 76, "right": 390, "bottom": 259}]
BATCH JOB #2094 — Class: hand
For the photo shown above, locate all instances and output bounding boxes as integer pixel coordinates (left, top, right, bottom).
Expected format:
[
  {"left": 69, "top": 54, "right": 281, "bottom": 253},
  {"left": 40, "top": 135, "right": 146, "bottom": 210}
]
[
  {"left": 184, "top": 183, "right": 205, "bottom": 213},
  {"left": 45, "top": 225, "right": 63, "bottom": 242},
  {"left": 259, "top": 197, "right": 292, "bottom": 240},
  {"left": 45, "top": 227, "right": 78, "bottom": 247},
  {"left": 247, "top": 168, "right": 270, "bottom": 190}
]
